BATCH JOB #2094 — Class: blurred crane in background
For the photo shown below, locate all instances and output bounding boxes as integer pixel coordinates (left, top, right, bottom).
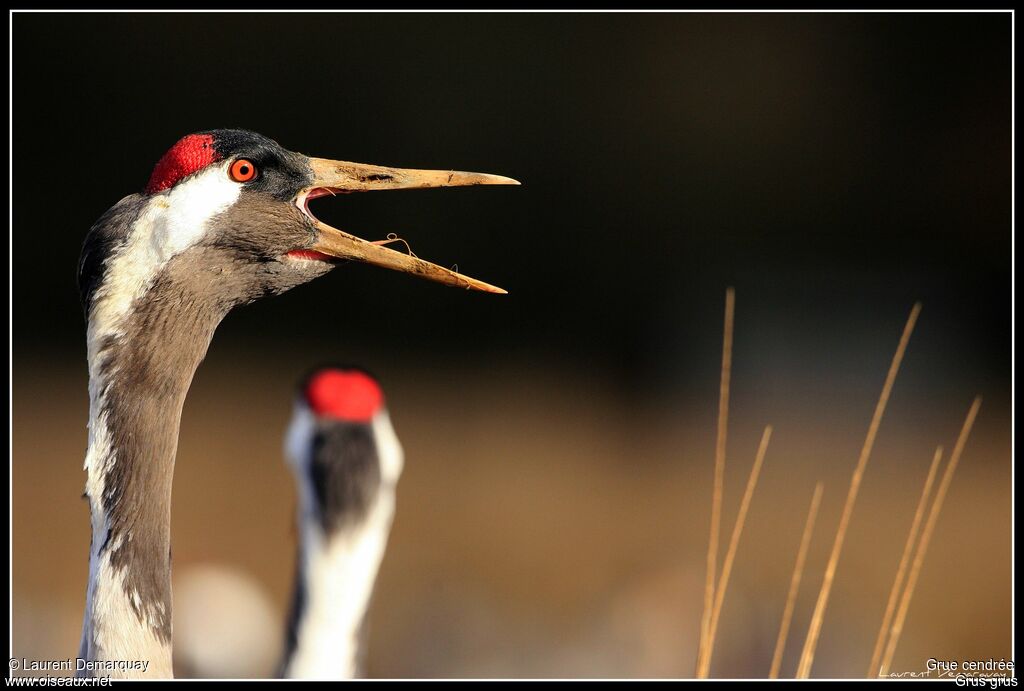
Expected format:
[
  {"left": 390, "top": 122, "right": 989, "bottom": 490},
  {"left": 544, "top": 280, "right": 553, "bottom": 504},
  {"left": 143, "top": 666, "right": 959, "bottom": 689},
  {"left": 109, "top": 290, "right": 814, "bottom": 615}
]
[
  {"left": 74, "top": 129, "right": 517, "bottom": 678},
  {"left": 280, "top": 366, "right": 404, "bottom": 679}
]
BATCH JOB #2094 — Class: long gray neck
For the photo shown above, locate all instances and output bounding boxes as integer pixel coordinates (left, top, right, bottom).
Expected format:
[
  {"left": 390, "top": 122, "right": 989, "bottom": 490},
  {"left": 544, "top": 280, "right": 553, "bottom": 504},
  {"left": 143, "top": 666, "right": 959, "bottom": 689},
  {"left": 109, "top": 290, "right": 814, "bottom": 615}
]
[{"left": 79, "top": 265, "right": 226, "bottom": 679}]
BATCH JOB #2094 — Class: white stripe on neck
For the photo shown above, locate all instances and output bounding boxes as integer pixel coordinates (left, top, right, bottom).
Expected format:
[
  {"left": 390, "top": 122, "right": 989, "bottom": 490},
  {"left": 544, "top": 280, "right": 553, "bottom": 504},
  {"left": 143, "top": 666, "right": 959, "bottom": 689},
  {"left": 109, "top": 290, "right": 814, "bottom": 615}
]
[
  {"left": 87, "top": 161, "right": 241, "bottom": 364},
  {"left": 80, "top": 162, "right": 240, "bottom": 679}
]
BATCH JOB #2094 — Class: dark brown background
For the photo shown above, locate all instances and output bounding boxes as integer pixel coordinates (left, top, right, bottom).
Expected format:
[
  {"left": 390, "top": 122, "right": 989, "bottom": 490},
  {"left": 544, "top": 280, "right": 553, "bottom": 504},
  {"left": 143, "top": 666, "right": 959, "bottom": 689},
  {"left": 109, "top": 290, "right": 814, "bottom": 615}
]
[{"left": 12, "top": 11, "right": 1011, "bottom": 678}]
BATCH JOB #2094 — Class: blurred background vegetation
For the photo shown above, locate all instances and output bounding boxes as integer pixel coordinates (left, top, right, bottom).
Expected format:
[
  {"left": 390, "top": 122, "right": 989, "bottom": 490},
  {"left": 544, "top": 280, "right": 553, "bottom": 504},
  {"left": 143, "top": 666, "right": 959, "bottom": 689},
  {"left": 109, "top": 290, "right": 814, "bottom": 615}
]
[{"left": 12, "top": 11, "right": 1010, "bottom": 678}]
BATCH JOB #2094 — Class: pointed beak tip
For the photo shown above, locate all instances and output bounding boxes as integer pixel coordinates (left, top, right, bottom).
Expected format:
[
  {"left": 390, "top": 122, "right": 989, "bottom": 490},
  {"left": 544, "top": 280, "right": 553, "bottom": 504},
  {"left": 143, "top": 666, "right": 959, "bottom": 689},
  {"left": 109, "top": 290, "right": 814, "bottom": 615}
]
[
  {"left": 468, "top": 280, "right": 508, "bottom": 295},
  {"left": 473, "top": 173, "right": 520, "bottom": 187}
]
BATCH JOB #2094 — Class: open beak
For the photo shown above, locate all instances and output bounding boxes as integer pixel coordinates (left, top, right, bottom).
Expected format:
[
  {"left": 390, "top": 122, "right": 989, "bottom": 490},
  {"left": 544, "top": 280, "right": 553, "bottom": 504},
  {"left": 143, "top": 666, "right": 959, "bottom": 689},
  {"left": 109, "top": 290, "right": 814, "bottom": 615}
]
[{"left": 296, "top": 157, "right": 519, "bottom": 294}]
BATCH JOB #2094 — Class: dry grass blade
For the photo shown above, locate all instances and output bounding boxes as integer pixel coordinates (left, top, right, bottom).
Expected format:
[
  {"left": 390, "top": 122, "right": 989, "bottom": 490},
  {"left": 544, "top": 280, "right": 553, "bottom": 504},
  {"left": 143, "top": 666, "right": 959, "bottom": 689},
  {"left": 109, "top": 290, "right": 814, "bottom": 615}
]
[
  {"left": 700, "top": 425, "right": 773, "bottom": 677},
  {"left": 867, "top": 446, "right": 944, "bottom": 678},
  {"left": 769, "top": 481, "right": 824, "bottom": 679},
  {"left": 796, "top": 302, "right": 921, "bottom": 679},
  {"left": 696, "top": 287, "right": 735, "bottom": 677},
  {"left": 878, "top": 397, "right": 981, "bottom": 677}
]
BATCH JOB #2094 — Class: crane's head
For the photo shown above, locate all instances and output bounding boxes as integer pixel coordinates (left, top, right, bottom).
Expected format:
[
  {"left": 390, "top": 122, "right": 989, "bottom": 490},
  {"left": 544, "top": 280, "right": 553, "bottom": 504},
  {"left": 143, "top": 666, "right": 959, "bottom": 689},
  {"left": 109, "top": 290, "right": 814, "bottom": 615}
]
[
  {"left": 79, "top": 129, "right": 517, "bottom": 325},
  {"left": 285, "top": 366, "right": 403, "bottom": 534}
]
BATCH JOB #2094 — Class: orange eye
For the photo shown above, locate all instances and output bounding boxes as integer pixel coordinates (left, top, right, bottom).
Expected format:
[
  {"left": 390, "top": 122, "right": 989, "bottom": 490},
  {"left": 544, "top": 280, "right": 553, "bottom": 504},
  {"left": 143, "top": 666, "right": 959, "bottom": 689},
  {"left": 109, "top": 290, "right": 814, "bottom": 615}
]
[{"left": 229, "top": 159, "right": 257, "bottom": 183}]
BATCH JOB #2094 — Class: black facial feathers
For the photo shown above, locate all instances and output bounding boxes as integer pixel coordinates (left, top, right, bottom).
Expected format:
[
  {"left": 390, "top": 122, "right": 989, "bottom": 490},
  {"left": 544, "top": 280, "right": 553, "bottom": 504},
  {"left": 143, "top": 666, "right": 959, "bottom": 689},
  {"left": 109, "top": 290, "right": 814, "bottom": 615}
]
[
  {"left": 201, "top": 129, "right": 314, "bottom": 201},
  {"left": 308, "top": 423, "right": 382, "bottom": 535}
]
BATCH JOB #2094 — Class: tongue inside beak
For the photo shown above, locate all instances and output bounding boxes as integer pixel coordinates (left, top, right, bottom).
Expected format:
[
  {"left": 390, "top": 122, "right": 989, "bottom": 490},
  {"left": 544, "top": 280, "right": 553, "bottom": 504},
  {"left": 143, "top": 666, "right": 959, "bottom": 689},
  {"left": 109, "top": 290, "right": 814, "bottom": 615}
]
[{"left": 292, "top": 158, "right": 518, "bottom": 294}]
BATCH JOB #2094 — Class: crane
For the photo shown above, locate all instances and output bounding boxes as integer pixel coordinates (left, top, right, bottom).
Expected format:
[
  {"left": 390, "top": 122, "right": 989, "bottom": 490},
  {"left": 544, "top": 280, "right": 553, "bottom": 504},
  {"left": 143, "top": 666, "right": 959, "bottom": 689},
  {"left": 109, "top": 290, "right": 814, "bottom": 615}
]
[
  {"left": 75, "top": 129, "right": 517, "bottom": 678},
  {"left": 279, "top": 366, "right": 403, "bottom": 679}
]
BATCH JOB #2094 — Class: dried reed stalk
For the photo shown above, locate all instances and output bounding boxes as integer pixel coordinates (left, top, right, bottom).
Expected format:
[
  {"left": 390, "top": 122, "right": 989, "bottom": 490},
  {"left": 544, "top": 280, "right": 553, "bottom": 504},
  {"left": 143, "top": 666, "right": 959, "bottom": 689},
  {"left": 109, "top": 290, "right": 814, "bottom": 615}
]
[
  {"left": 795, "top": 302, "right": 921, "bottom": 678},
  {"left": 878, "top": 397, "right": 981, "bottom": 676},
  {"left": 769, "top": 481, "right": 825, "bottom": 679},
  {"left": 699, "top": 425, "right": 772, "bottom": 677},
  {"left": 696, "top": 287, "right": 735, "bottom": 676},
  {"left": 867, "top": 446, "right": 943, "bottom": 677}
]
